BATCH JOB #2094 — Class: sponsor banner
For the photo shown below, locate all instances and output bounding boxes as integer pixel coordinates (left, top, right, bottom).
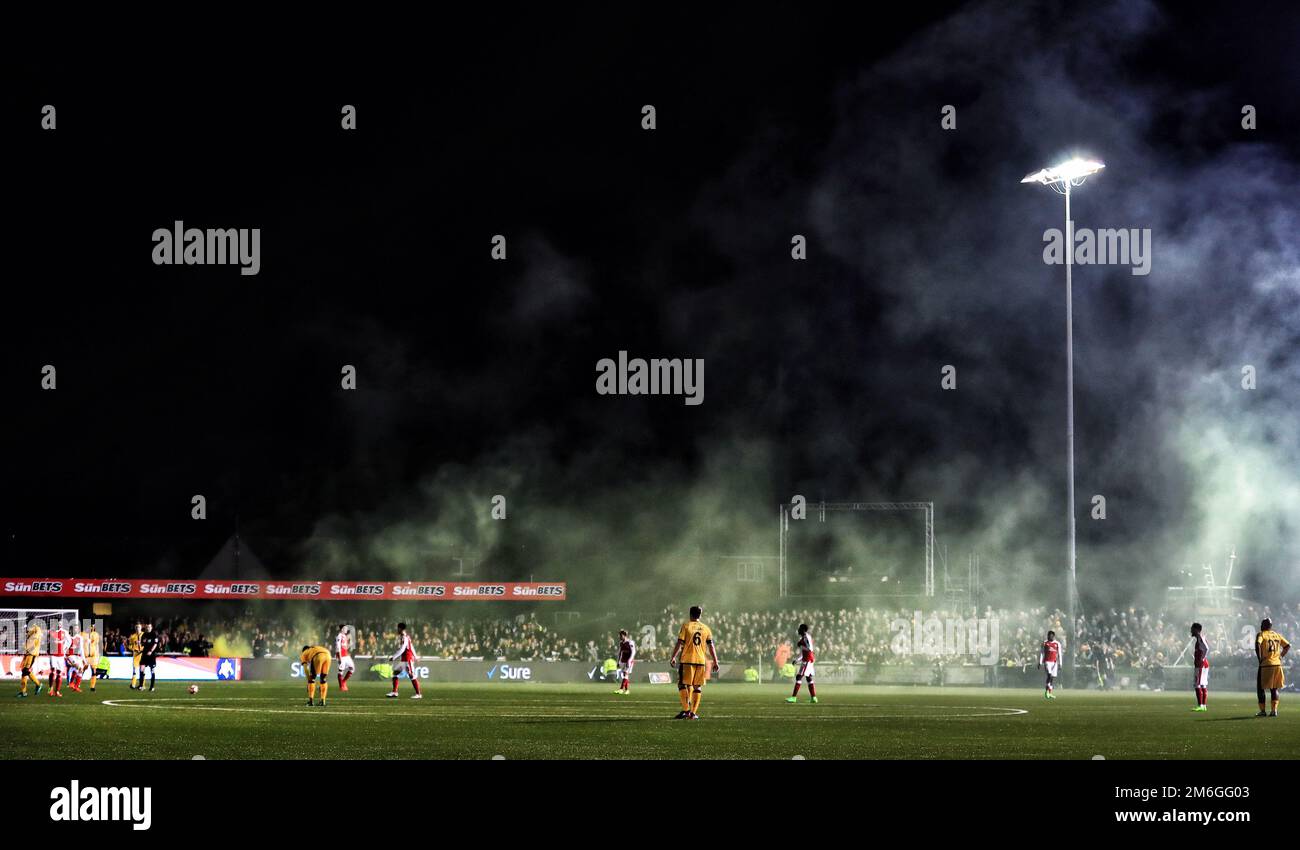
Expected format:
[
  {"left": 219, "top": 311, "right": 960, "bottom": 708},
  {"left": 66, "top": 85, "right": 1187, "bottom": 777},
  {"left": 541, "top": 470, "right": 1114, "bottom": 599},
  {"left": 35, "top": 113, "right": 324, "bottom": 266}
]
[
  {"left": 0, "top": 579, "right": 566, "bottom": 602},
  {"left": 239, "top": 658, "right": 740, "bottom": 684},
  {"left": 0, "top": 655, "right": 239, "bottom": 681}
]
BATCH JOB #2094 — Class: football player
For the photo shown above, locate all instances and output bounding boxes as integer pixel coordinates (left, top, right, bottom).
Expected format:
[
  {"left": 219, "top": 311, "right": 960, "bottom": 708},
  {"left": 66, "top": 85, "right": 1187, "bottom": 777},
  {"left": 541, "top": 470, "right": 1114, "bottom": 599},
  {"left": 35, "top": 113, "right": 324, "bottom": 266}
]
[
  {"left": 786, "top": 623, "right": 817, "bottom": 704},
  {"left": 667, "top": 606, "right": 719, "bottom": 719},
  {"left": 1038, "top": 630, "right": 1062, "bottom": 700},
  {"left": 301, "top": 644, "right": 332, "bottom": 706},
  {"left": 1256, "top": 618, "right": 1291, "bottom": 717}
]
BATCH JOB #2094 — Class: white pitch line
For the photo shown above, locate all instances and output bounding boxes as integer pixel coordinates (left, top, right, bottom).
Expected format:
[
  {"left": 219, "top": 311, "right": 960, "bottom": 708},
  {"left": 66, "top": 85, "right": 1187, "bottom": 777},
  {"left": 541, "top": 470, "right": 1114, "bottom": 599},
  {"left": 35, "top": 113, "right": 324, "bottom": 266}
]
[{"left": 101, "top": 697, "right": 1027, "bottom": 720}]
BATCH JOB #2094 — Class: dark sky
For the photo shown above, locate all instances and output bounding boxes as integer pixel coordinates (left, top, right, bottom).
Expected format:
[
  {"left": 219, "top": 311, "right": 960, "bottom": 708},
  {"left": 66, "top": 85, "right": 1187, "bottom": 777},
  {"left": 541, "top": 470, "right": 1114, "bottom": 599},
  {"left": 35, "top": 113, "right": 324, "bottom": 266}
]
[{"left": 5, "top": 3, "right": 1299, "bottom": 608}]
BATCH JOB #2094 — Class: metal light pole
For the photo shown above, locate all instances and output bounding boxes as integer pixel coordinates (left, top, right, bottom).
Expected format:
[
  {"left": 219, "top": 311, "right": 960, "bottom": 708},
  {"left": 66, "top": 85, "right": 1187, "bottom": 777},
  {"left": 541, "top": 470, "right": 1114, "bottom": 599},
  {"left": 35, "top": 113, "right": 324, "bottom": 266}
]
[{"left": 1022, "top": 157, "right": 1104, "bottom": 683}]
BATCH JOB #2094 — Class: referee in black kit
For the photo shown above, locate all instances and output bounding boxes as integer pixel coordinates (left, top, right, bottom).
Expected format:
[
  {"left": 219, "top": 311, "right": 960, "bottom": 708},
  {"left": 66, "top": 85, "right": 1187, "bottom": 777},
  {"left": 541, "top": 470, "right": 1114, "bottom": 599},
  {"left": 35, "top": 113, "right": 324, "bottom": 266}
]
[{"left": 139, "top": 624, "right": 162, "bottom": 692}]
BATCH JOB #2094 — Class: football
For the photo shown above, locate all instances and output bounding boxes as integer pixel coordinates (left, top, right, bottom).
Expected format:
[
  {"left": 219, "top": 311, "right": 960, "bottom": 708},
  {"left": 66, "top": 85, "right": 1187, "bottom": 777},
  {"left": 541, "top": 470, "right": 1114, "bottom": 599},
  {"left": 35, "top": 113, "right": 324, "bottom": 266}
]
[{"left": 188, "top": 685, "right": 199, "bottom": 695}]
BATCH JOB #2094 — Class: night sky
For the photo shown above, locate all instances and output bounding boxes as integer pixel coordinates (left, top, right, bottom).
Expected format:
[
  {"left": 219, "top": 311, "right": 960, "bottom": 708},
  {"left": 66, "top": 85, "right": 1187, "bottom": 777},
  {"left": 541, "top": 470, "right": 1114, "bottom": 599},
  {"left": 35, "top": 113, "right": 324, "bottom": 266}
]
[{"left": 6, "top": 3, "right": 1299, "bottom": 608}]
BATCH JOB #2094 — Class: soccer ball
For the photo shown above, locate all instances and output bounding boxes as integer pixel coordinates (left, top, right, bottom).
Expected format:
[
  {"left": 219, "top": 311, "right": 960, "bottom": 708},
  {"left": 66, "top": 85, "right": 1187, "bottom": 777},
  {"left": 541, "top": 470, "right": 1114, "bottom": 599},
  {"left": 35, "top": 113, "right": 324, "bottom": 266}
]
[{"left": 188, "top": 684, "right": 199, "bottom": 695}]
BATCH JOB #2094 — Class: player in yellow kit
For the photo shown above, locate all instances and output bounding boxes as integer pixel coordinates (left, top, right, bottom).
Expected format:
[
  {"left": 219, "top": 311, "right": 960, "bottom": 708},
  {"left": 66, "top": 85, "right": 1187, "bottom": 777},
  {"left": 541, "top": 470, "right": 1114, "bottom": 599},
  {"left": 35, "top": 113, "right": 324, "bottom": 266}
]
[
  {"left": 1255, "top": 618, "right": 1291, "bottom": 717},
  {"left": 301, "top": 645, "right": 332, "bottom": 707},
  {"left": 83, "top": 624, "right": 102, "bottom": 692},
  {"left": 17, "top": 623, "right": 43, "bottom": 697},
  {"left": 667, "top": 605, "right": 720, "bottom": 720},
  {"left": 128, "top": 624, "right": 144, "bottom": 690}
]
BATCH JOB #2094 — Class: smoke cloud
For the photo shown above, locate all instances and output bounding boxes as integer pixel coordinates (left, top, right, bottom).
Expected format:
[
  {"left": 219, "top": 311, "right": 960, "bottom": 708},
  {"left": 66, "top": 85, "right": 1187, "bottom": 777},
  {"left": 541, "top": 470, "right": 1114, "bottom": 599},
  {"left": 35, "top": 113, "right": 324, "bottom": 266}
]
[{"left": 302, "top": 0, "right": 1300, "bottom": 611}]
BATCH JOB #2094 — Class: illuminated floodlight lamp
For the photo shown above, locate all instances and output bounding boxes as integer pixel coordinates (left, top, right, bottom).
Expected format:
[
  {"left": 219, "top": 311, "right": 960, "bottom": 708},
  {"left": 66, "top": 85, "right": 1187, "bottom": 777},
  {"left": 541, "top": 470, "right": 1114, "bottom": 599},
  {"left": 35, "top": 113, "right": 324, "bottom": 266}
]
[
  {"left": 1021, "top": 153, "right": 1104, "bottom": 680},
  {"left": 1020, "top": 158, "right": 1105, "bottom": 194}
]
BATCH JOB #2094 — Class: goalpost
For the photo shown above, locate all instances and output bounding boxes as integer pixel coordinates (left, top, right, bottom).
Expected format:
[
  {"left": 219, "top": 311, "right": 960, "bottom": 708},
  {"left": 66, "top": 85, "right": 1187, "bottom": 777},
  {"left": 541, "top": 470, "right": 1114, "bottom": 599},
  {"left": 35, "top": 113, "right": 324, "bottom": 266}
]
[
  {"left": 0, "top": 608, "right": 82, "bottom": 656},
  {"left": 778, "top": 501, "right": 934, "bottom": 598}
]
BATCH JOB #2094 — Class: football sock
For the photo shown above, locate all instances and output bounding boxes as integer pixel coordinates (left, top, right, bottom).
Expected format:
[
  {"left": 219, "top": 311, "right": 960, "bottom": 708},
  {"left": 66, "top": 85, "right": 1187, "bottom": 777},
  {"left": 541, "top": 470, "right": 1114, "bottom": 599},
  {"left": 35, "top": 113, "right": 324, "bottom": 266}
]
[
  {"left": 792, "top": 683, "right": 801, "bottom": 697},
  {"left": 320, "top": 682, "right": 328, "bottom": 702},
  {"left": 691, "top": 688, "right": 703, "bottom": 714},
  {"left": 391, "top": 676, "right": 399, "bottom": 692},
  {"left": 338, "top": 674, "right": 343, "bottom": 687},
  {"left": 412, "top": 679, "right": 421, "bottom": 696},
  {"left": 678, "top": 688, "right": 691, "bottom": 711},
  {"left": 808, "top": 683, "right": 816, "bottom": 698}
]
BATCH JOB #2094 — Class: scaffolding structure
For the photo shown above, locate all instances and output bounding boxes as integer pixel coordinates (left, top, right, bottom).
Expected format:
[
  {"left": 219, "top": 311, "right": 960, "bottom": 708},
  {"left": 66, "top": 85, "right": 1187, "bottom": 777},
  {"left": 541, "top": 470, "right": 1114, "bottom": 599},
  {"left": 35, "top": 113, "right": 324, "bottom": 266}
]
[{"left": 779, "top": 500, "right": 935, "bottom": 597}]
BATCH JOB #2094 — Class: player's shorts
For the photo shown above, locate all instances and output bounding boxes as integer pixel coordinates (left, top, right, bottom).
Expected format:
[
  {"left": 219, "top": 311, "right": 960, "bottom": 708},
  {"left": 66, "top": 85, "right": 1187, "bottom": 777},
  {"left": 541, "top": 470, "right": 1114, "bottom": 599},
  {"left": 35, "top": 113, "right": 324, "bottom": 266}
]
[
  {"left": 617, "top": 660, "right": 634, "bottom": 677},
  {"left": 1043, "top": 661, "right": 1059, "bottom": 678},
  {"left": 141, "top": 655, "right": 157, "bottom": 669},
  {"left": 306, "top": 651, "right": 331, "bottom": 678},
  {"left": 1194, "top": 665, "right": 1209, "bottom": 688},
  {"left": 65, "top": 654, "right": 86, "bottom": 671},
  {"left": 132, "top": 653, "right": 142, "bottom": 668},
  {"left": 21, "top": 653, "right": 38, "bottom": 672},
  {"left": 337, "top": 656, "right": 355, "bottom": 675},
  {"left": 797, "top": 660, "right": 815, "bottom": 681},
  {"left": 1258, "top": 665, "right": 1285, "bottom": 691},
  {"left": 678, "top": 663, "right": 707, "bottom": 689},
  {"left": 395, "top": 659, "right": 417, "bottom": 678}
]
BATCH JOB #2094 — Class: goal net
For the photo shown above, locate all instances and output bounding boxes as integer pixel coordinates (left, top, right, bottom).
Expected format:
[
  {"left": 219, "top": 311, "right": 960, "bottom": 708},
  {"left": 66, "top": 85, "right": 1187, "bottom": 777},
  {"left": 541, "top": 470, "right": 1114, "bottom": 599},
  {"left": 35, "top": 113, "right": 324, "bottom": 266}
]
[{"left": 0, "top": 608, "right": 82, "bottom": 655}]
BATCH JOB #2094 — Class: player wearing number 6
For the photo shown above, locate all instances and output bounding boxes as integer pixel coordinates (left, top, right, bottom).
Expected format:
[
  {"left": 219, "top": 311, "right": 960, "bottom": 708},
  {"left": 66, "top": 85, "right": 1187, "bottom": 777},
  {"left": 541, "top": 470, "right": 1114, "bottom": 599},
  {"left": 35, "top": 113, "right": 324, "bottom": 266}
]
[{"left": 667, "top": 605, "right": 719, "bottom": 720}]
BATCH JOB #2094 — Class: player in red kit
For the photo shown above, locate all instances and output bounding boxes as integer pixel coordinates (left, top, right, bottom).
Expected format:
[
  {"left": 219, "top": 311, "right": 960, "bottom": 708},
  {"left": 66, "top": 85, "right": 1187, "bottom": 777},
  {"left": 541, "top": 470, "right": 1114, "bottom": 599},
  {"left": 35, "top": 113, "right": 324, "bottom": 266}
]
[
  {"left": 614, "top": 629, "right": 636, "bottom": 695},
  {"left": 785, "top": 623, "right": 818, "bottom": 704},
  {"left": 1190, "top": 622, "right": 1209, "bottom": 711},
  {"left": 335, "top": 625, "right": 355, "bottom": 692},
  {"left": 386, "top": 622, "right": 422, "bottom": 699},
  {"left": 1038, "top": 630, "right": 1061, "bottom": 699},
  {"left": 64, "top": 629, "right": 87, "bottom": 693},
  {"left": 48, "top": 621, "right": 70, "bottom": 697}
]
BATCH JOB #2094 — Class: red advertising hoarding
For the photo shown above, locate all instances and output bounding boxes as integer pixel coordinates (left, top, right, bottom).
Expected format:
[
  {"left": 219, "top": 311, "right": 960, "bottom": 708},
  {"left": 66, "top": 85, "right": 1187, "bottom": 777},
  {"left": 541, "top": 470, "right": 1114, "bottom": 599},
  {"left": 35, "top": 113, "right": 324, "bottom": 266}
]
[{"left": 0, "top": 579, "right": 566, "bottom": 601}]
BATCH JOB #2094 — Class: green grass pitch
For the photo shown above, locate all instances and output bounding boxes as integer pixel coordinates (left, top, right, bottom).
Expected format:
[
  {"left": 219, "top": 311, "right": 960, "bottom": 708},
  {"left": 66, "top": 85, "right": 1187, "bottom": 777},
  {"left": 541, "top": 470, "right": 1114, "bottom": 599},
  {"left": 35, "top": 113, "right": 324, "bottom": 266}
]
[{"left": 3, "top": 680, "right": 1295, "bottom": 759}]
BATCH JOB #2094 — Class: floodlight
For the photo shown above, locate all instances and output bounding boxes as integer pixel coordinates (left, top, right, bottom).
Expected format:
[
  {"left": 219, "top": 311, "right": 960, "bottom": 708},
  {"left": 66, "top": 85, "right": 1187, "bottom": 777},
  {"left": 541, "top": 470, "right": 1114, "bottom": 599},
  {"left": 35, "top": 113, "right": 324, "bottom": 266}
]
[
  {"left": 1021, "top": 153, "right": 1105, "bottom": 678},
  {"left": 1021, "top": 158, "right": 1105, "bottom": 192}
]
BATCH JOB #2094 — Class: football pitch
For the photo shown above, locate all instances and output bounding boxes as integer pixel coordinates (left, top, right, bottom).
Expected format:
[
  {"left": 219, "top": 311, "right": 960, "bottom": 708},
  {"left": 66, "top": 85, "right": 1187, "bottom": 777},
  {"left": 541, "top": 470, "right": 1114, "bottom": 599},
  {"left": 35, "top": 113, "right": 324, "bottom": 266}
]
[{"left": 2, "top": 681, "right": 1296, "bottom": 760}]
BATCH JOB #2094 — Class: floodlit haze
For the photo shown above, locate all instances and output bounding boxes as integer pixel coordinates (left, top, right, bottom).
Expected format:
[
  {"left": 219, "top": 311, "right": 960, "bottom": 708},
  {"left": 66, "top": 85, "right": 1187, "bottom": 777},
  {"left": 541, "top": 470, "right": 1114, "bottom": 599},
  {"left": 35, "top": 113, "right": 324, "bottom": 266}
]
[{"left": 8, "top": 2, "right": 1299, "bottom": 611}]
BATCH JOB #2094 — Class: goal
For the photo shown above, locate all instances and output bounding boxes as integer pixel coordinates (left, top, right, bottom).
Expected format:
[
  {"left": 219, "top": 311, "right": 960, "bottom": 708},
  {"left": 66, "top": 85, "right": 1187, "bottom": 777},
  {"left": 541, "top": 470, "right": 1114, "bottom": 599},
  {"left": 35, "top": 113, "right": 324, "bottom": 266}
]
[
  {"left": 777, "top": 501, "right": 935, "bottom": 597},
  {"left": 0, "top": 608, "right": 81, "bottom": 654}
]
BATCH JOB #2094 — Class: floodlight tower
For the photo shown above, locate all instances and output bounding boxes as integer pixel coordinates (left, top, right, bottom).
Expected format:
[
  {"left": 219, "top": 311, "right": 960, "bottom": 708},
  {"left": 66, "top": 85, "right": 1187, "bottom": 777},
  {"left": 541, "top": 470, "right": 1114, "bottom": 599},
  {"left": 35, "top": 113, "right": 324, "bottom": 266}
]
[{"left": 1022, "top": 157, "right": 1104, "bottom": 677}]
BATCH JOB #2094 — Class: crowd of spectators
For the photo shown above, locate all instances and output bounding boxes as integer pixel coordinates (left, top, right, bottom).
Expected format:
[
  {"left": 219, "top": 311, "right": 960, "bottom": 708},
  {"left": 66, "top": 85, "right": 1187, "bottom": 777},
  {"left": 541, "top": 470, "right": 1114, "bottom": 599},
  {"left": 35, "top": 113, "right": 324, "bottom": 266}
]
[
  {"left": 96, "top": 613, "right": 582, "bottom": 662},
  {"left": 639, "top": 603, "right": 1300, "bottom": 671},
  {"left": 99, "top": 621, "right": 213, "bottom": 657},
  {"left": 82, "top": 603, "right": 1297, "bottom": 670}
]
